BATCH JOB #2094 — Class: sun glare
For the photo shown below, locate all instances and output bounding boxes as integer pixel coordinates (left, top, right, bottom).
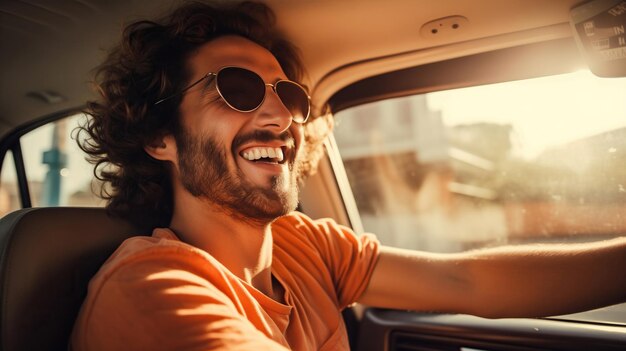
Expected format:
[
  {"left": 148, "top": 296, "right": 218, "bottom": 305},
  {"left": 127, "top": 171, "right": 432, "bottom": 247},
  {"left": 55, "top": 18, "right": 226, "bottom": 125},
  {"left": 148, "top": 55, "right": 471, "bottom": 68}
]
[{"left": 427, "top": 70, "right": 626, "bottom": 159}]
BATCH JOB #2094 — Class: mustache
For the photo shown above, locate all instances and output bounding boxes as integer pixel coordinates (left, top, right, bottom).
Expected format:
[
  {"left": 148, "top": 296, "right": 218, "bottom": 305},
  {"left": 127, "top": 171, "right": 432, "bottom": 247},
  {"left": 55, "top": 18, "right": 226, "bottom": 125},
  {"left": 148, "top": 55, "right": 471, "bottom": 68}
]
[{"left": 232, "top": 130, "right": 295, "bottom": 150}]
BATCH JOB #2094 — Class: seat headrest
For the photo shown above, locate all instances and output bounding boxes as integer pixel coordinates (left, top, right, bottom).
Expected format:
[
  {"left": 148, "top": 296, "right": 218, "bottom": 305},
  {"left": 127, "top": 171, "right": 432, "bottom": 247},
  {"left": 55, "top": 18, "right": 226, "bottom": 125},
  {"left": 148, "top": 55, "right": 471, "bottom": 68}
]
[{"left": 0, "top": 207, "right": 141, "bottom": 351}]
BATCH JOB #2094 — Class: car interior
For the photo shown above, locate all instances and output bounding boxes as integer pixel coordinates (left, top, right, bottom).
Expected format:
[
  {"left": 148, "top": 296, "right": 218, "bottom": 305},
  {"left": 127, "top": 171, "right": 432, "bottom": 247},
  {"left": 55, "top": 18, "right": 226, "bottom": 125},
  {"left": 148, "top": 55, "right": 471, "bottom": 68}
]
[{"left": 1, "top": 0, "right": 625, "bottom": 350}]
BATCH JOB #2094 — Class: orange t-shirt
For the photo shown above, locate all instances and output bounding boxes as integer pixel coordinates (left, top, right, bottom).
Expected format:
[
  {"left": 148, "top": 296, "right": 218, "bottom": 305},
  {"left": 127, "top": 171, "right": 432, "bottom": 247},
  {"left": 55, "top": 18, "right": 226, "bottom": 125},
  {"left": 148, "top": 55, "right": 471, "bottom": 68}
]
[{"left": 71, "top": 212, "right": 379, "bottom": 350}]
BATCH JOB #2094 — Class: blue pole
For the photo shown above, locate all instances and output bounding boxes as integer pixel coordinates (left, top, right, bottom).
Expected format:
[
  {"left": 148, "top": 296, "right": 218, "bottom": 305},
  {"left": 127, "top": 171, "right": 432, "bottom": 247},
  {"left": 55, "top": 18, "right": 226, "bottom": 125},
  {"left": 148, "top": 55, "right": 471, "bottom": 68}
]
[{"left": 41, "top": 124, "right": 67, "bottom": 206}]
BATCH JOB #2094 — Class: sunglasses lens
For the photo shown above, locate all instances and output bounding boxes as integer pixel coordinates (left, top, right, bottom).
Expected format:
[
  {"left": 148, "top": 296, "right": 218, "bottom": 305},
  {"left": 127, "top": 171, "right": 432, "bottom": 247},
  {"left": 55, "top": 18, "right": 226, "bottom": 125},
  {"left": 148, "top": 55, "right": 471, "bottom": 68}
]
[
  {"left": 217, "top": 67, "right": 265, "bottom": 111},
  {"left": 275, "top": 81, "right": 310, "bottom": 123},
  {"left": 217, "top": 67, "right": 310, "bottom": 123}
]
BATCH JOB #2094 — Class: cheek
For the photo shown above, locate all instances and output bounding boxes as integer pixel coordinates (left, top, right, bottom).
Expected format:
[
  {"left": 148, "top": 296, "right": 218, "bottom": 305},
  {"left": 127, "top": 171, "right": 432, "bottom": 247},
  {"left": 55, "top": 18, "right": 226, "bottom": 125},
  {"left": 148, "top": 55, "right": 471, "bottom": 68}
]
[
  {"left": 196, "top": 111, "right": 246, "bottom": 149},
  {"left": 291, "top": 124, "right": 305, "bottom": 149}
]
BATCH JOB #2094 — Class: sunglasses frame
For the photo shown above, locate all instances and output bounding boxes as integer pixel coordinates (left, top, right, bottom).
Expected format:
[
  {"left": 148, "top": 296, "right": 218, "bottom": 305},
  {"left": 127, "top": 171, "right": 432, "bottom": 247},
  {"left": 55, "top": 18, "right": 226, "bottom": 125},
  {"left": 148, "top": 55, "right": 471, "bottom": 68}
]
[{"left": 154, "top": 66, "right": 311, "bottom": 123}]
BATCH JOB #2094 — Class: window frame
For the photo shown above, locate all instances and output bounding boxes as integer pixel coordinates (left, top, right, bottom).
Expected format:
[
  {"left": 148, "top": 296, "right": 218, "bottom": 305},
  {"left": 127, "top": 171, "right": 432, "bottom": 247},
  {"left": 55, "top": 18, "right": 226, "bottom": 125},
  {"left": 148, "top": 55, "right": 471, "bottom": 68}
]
[
  {"left": 0, "top": 107, "right": 84, "bottom": 209},
  {"left": 328, "top": 37, "right": 585, "bottom": 114}
]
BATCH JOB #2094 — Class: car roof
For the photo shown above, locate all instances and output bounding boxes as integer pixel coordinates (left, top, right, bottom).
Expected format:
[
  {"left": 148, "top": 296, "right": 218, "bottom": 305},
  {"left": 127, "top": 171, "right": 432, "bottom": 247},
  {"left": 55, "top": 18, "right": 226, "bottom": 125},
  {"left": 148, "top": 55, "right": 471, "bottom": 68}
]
[{"left": 0, "top": 0, "right": 580, "bottom": 138}]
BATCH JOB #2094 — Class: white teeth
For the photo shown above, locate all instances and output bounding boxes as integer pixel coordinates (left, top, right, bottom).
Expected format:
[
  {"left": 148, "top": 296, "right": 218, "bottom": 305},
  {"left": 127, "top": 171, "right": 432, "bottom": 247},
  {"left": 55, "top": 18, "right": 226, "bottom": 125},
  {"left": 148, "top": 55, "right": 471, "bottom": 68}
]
[
  {"left": 242, "top": 147, "right": 285, "bottom": 163},
  {"left": 275, "top": 148, "right": 284, "bottom": 162}
]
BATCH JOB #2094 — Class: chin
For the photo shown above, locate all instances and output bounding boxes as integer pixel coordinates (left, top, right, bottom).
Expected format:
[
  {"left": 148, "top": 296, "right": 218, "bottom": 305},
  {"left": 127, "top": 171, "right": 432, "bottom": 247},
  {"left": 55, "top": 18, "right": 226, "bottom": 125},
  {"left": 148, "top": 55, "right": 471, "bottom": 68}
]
[
  {"left": 261, "top": 180, "right": 300, "bottom": 217},
  {"left": 221, "top": 176, "right": 299, "bottom": 224}
]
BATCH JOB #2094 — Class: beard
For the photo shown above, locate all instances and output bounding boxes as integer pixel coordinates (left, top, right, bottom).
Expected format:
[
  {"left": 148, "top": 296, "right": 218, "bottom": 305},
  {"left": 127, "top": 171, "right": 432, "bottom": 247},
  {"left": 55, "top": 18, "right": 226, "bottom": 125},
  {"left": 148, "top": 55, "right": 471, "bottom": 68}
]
[{"left": 175, "top": 128, "right": 300, "bottom": 224}]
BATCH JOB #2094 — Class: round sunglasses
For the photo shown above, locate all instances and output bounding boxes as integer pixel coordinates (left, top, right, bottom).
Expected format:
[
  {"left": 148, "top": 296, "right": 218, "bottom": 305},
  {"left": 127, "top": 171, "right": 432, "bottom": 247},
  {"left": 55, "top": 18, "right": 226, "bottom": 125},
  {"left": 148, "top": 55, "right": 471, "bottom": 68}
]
[{"left": 155, "top": 66, "right": 311, "bottom": 123}]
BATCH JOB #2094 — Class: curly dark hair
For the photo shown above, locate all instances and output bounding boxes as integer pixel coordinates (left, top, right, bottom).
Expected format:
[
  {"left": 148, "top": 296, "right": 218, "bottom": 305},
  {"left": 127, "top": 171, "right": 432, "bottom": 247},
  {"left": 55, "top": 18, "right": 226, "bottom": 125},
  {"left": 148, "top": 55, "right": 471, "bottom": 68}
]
[{"left": 77, "top": 1, "right": 332, "bottom": 231}]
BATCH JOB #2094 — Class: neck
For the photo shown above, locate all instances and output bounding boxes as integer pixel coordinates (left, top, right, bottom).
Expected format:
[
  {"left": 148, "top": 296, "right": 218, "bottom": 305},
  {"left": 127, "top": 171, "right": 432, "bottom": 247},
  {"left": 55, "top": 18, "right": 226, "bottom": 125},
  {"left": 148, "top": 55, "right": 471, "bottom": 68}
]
[{"left": 169, "top": 182, "right": 276, "bottom": 296}]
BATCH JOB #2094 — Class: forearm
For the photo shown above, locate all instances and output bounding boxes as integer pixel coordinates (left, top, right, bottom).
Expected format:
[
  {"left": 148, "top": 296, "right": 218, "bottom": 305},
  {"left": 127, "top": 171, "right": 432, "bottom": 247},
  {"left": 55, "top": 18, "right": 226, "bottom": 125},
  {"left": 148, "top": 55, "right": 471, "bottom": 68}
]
[
  {"left": 462, "top": 237, "right": 626, "bottom": 318},
  {"left": 361, "top": 237, "right": 626, "bottom": 318},
  {"left": 359, "top": 246, "right": 474, "bottom": 313}
]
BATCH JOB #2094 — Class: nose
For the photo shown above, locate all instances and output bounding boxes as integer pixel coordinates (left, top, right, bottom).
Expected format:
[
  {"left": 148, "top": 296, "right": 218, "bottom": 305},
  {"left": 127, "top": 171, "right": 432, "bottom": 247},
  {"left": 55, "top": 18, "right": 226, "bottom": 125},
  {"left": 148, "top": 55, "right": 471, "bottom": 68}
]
[{"left": 253, "top": 84, "right": 293, "bottom": 133}]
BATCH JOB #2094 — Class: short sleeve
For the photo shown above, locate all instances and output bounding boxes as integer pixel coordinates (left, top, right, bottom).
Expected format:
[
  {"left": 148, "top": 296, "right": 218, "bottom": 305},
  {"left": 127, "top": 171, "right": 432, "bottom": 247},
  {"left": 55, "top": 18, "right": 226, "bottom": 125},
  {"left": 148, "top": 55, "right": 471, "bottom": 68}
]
[{"left": 277, "top": 213, "right": 380, "bottom": 309}]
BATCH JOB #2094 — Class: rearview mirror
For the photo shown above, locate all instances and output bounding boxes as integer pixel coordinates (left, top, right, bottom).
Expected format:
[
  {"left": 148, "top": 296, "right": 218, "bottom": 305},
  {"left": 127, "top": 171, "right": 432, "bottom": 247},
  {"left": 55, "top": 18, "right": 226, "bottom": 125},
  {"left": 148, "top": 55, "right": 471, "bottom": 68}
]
[{"left": 570, "top": 0, "right": 626, "bottom": 77}]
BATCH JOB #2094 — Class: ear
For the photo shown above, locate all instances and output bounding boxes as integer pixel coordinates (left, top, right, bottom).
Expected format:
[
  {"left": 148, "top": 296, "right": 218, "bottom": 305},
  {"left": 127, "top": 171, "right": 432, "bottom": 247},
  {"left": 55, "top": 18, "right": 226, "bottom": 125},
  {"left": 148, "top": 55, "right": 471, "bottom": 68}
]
[{"left": 144, "top": 134, "right": 177, "bottom": 163}]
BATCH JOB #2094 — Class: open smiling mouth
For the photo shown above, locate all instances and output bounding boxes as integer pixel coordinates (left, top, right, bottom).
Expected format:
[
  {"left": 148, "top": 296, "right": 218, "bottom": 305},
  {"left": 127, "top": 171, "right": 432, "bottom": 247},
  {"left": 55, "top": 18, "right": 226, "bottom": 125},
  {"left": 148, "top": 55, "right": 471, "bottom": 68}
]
[{"left": 241, "top": 146, "right": 288, "bottom": 165}]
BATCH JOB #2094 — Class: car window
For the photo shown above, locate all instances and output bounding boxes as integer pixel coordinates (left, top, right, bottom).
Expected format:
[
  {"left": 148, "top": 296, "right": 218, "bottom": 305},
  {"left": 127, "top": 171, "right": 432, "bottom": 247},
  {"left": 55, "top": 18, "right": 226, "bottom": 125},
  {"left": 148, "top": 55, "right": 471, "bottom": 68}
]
[
  {"left": 0, "top": 113, "right": 104, "bottom": 216},
  {"left": 0, "top": 151, "right": 19, "bottom": 215},
  {"left": 333, "top": 69, "right": 626, "bottom": 324}
]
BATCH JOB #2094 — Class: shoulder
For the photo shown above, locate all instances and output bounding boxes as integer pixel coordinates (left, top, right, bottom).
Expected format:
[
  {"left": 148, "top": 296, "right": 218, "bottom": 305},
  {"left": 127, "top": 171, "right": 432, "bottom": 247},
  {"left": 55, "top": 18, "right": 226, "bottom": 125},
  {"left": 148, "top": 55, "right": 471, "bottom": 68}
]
[
  {"left": 272, "top": 211, "right": 366, "bottom": 246},
  {"left": 272, "top": 211, "right": 346, "bottom": 237},
  {"left": 87, "top": 230, "right": 230, "bottom": 303},
  {"left": 78, "top": 230, "right": 241, "bottom": 324},
  {"left": 272, "top": 212, "right": 379, "bottom": 264},
  {"left": 96, "top": 231, "right": 210, "bottom": 276},
  {"left": 272, "top": 212, "right": 338, "bottom": 247},
  {"left": 72, "top": 233, "right": 279, "bottom": 351}
]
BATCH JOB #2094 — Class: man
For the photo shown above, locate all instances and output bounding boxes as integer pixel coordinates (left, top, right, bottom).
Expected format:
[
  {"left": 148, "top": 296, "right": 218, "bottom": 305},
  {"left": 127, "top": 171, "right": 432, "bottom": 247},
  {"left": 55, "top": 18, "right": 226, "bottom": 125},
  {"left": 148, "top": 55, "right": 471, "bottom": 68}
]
[{"left": 71, "top": 1, "right": 626, "bottom": 350}]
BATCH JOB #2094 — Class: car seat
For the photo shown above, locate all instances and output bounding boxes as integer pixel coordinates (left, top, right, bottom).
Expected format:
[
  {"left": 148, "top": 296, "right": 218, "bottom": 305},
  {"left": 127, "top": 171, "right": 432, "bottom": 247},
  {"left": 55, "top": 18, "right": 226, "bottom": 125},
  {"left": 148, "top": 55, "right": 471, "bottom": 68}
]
[{"left": 0, "top": 207, "right": 140, "bottom": 351}]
